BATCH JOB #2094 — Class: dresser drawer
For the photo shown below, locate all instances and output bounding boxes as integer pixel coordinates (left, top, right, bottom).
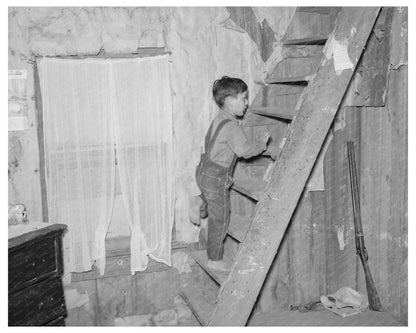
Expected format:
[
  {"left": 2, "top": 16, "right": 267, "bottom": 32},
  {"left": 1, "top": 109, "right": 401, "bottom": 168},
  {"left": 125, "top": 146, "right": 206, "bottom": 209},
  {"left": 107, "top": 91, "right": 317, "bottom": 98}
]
[
  {"left": 9, "top": 228, "right": 64, "bottom": 293},
  {"left": 9, "top": 276, "right": 66, "bottom": 326}
]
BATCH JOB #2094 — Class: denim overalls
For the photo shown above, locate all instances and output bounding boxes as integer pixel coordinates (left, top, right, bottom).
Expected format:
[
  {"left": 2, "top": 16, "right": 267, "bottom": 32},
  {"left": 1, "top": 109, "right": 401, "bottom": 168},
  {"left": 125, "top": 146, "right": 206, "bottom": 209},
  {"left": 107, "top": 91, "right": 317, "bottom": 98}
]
[{"left": 196, "top": 119, "right": 238, "bottom": 260}]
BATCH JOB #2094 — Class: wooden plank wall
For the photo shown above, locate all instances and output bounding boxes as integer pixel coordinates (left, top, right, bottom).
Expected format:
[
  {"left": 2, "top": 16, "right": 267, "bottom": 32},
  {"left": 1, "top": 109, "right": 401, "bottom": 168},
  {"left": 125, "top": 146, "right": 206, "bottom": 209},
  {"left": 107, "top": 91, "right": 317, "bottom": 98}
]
[
  {"left": 262, "top": 190, "right": 327, "bottom": 309},
  {"left": 260, "top": 7, "right": 407, "bottom": 324}
]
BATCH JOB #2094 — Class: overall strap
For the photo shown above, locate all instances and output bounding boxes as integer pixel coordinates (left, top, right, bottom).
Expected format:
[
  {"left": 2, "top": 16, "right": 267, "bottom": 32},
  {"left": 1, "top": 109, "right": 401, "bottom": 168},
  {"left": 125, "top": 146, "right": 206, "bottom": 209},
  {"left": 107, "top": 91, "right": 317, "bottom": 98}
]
[
  {"left": 206, "top": 119, "right": 232, "bottom": 156},
  {"left": 204, "top": 122, "right": 215, "bottom": 153},
  {"left": 228, "top": 153, "right": 238, "bottom": 174}
]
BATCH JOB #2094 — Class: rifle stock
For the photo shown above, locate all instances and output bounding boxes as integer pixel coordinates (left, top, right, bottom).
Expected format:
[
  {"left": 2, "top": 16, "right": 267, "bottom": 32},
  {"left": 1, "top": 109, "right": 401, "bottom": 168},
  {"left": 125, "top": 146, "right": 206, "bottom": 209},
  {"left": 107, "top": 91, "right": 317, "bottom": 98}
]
[{"left": 347, "top": 141, "right": 383, "bottom": 311}]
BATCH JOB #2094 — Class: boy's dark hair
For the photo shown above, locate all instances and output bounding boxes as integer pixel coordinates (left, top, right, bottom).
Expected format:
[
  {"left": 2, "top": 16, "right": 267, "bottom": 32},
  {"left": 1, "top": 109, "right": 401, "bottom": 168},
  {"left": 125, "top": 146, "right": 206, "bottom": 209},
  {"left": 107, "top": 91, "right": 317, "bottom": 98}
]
[{"left": 212, "top": 76, "right": 248, "bottom": 108}]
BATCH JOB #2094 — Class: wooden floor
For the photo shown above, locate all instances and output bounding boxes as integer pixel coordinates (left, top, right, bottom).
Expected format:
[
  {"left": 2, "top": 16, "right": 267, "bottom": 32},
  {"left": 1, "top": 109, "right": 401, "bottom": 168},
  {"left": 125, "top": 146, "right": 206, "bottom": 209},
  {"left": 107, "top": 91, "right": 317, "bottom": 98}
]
[{"left": 248, "top": 309, "right": 402, "bottom": 326}]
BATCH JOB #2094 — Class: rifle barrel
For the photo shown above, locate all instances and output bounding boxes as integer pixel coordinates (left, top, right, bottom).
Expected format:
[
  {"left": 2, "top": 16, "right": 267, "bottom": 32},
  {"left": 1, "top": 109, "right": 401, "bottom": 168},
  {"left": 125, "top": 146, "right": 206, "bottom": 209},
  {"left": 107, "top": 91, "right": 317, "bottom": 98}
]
[{"left": 347, "top": 141, "right": 383, "bottom": 312}]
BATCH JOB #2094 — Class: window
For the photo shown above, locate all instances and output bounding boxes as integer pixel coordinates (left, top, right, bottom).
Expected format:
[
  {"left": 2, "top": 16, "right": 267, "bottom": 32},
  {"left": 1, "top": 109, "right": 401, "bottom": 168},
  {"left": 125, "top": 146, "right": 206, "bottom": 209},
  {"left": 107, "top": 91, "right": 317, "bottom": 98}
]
[{"left": 37, "top": 55, "right": 174, "bottom": 274}]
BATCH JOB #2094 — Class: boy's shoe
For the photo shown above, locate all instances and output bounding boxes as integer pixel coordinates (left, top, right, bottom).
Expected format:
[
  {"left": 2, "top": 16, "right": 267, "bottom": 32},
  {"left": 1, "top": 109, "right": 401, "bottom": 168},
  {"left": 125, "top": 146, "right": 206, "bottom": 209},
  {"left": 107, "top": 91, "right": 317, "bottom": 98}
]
[{"left": 207, "top": 259, "right": 232, "bottom": 272}]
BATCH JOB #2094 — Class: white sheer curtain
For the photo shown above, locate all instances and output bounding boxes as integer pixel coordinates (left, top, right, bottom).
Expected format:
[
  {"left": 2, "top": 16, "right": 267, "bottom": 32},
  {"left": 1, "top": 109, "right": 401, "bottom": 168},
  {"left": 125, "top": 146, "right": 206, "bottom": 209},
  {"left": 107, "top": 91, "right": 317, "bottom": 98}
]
[
  {"left": 38, "top": 55, "right": 174, "bottom": 274},
  {"left": 111, "top": 56, "right": 174, "bottom": 272},
  {"left": 38, "top": 58, "right": 116, "bottom": 274}
]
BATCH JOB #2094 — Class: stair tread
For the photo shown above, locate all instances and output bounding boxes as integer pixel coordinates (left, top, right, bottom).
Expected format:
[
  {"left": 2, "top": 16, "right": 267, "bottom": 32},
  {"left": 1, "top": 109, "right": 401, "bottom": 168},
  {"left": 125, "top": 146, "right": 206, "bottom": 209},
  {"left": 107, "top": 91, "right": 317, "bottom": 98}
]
[
  {"left": 282, "top": 37, "right": 328, "bottom": 45},
  {"left": 282, "top": 45, "right": 324, "bottom": 59},
  {"left": 265, "top": 56, "right": 321, "bottom": 83},
  {"left": 228, "top": 214, "right": 252, "bottom": 242},
  {"left": 249, "top": 84, "right": 304, "bottom": 121},
  {"left": 243, "top": 111, "right": 283, "bottom": 127},
  {"left": 282, "top": 11, "right": 332, "bottom": 44},
  {"left": 232, "top": 159, "right": 271, "bottom": 200},
  {"left": 190, "top": 250, "right": 232, "bottom": 285},
  {"left": 232, "top": 177, "right": 267, "bottom": 201},
  {"left": 296, "top": 7, "right": 333, "bottom": 14},
  {"left": 251, "top": 107, "right": 295, "bottom": 120},
  {"left": 179, "top": 279, "right": 216, "bottom": 326}
]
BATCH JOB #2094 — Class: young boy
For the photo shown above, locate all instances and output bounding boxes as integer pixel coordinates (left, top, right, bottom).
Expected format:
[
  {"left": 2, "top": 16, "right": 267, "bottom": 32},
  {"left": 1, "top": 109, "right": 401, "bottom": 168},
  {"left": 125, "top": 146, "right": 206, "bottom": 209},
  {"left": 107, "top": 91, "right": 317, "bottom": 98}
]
[{"left": 194, "top": 76, "right": 270, "bottom": 271}]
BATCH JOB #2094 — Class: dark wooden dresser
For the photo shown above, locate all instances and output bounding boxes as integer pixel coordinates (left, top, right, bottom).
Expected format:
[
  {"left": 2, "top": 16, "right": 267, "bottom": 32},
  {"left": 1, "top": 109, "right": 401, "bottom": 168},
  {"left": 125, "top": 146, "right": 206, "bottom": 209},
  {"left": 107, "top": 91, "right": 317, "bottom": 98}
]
[{"left": 8, "top": 223, "right": 67, "bottom": 326}]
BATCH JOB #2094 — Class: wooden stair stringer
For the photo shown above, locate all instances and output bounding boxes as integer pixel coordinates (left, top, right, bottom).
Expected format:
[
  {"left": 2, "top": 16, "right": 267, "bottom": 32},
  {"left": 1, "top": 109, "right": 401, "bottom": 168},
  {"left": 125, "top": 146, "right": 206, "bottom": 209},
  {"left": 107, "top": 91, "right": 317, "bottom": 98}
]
[{"left": 207, "top": 7, "right": 381, "bottom": 326}]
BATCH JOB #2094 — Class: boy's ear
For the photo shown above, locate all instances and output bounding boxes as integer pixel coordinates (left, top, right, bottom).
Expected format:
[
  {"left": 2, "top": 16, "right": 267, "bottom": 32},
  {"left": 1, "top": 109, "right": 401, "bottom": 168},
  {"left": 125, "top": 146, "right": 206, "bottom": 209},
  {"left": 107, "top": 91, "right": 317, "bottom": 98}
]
[{"left": 223, "top": 96, "right": 234, "bottom": 108}]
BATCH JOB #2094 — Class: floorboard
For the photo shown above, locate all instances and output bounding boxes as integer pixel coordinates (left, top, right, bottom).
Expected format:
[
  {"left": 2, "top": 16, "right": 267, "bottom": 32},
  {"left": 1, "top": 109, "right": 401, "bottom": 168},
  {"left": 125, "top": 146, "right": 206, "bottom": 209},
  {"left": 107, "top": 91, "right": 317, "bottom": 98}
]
[{"left": 249, "top": 309, "right": 402, "bottom": 326}]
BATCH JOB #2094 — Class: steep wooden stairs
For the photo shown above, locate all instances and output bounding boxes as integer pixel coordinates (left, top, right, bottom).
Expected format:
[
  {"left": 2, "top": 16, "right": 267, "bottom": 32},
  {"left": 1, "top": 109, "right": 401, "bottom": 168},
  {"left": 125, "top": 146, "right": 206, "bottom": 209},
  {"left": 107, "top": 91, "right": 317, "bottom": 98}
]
[{"left": 180, "top": 7, "right": 381, "bottom": 326}]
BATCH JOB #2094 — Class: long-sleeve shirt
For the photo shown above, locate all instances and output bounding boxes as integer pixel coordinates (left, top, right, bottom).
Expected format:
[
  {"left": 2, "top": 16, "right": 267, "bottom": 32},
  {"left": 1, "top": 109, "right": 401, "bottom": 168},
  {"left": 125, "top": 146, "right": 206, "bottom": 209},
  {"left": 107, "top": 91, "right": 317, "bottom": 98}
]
[{"left": 208, "top": 110, "right": 265, "bottom": 168}]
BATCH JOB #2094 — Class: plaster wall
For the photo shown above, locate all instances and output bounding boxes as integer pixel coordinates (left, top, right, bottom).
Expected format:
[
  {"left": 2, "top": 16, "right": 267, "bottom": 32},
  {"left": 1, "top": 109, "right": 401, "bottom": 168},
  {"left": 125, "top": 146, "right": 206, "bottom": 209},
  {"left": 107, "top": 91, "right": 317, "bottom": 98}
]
[{"left": 8, "top": 7, "right": 295, "bottom": 242}]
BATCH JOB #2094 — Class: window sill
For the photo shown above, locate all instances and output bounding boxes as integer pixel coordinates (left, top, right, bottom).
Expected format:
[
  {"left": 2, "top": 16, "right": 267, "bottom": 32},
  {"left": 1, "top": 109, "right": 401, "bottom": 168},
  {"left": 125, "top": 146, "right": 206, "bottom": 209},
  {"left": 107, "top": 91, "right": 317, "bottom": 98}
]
[{"left": 70, "top": 236, "right": 202, "bottom": 283}]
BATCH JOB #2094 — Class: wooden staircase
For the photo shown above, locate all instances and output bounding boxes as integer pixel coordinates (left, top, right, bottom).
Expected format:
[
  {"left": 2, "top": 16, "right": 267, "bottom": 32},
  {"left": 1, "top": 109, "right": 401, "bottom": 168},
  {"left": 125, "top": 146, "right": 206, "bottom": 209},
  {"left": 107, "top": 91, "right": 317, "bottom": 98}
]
[{"left": 180, "top": 7, "right": 381, "bottom": 326}]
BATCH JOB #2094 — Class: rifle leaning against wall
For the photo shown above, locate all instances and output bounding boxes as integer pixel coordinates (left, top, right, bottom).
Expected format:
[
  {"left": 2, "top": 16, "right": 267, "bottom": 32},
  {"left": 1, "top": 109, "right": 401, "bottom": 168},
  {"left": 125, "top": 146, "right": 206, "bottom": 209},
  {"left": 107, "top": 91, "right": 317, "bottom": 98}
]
[{"left": 347, "top": 141, "right": 383, "bottom": 311}]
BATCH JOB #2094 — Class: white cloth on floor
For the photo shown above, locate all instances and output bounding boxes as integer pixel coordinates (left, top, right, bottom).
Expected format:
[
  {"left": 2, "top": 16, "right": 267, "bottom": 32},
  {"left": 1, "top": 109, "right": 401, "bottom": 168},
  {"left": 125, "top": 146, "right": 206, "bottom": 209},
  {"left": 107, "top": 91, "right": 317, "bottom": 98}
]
[{"left": 320, "top": 287, "right": 368, "bottom": 317}]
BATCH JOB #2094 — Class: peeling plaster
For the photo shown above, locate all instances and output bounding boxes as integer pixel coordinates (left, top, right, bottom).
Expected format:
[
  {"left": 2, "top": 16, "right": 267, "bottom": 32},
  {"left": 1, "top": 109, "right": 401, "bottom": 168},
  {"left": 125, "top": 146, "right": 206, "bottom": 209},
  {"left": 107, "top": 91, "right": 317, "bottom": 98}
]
[
  {"left": 65, "top": 288, "right": 90, "bottom": 310},
  {"left": 324, "top": 36, "right": 354, "bottom": 75},
  {"left": 390, "top": 7, "right": 407, "bottom": 69},
  {"left": 333, "top": 107, "right": 346, "bottom": 132},
  {"left": 337, "top": 225, "right": 346, "bottom": 250}
]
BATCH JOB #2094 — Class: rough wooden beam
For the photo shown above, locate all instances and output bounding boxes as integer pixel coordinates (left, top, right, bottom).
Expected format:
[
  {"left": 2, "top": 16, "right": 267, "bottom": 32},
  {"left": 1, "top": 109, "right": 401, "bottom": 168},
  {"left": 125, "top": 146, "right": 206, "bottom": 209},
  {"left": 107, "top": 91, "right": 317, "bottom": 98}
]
[
  {"left": 34, "top": 60, "right": 49, "bottom": 222},
  {"left": 208, "top": 7, "right": 380, "bottom": 326}
]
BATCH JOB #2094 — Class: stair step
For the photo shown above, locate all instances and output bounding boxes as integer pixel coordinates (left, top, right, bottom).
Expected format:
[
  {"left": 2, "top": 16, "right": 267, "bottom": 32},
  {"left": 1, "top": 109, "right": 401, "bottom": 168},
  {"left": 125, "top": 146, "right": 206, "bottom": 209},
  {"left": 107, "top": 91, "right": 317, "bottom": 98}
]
[
  {"left": 250, "top": 84, "right": 305, "bottom": 120},
  {"left": 265, "top": 55, "right": 321, "bottom": 83},
  {"left": 190, "top": 250, "right": 233, "bottom": 285},
  {"left": 233, "top": 156, "right": 272, "bottom": 178},
  {"left": 251, "top": 106, "right": 295, "bottom": 121},
  {"left": 243, "top": 111, "right": 283, "bottom": 127},
  {"left": 282, "top": 45, "right": 324, "bottom": 59},
  {"left": 296, "top": 7, "right": 333, "bottom": 14},
  {"left": 179, "top": 278, "right": 216, "bottom": 326},
  {"left": 228, "top": 214, "right": 252, "bottom": 242},
  {"left": 231, "top": 177, "right": 267, "bottom": 201},
  {"left": 223, "top": 234, "right": 240, "bottom": 260},
  {"left": 282, "top": 11, "right": 333, "bottom": 45},
  {"left": 232, "top": 158, "right": 270, "bottom": 201}
]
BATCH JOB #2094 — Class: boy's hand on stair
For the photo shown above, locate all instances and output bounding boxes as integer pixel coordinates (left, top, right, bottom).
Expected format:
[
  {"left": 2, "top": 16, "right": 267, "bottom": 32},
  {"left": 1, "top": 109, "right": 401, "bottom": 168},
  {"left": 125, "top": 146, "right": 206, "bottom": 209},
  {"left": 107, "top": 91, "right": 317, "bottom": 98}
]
[
  {"left": 264, "top": 144, "right": 283, "bottom": 160},
  {"left": 257, "top": 132, "right": 270, "bottom": 150}
]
